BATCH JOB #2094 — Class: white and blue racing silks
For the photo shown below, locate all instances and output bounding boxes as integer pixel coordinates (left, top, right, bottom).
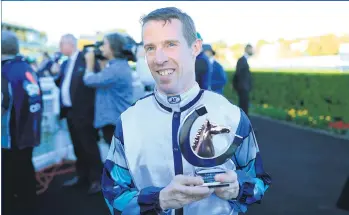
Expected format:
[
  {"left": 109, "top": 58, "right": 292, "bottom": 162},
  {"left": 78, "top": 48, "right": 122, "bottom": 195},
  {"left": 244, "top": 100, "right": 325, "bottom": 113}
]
[{"left": 101, "top": 83, "right": 271, "bottom": 215}]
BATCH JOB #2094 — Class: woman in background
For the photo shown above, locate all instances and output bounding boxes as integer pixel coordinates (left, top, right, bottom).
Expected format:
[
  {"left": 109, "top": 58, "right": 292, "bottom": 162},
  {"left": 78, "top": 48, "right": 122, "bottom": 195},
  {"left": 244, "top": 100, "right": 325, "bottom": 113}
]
[{"left": 83, "top": 32, "right": 134, "bottom": 144}]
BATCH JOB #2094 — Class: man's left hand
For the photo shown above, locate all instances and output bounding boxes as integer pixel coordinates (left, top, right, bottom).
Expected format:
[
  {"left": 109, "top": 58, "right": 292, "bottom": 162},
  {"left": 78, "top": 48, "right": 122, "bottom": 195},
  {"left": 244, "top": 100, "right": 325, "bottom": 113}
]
[{"left": 214, "top": 170, "right": 239, "bottom": 200}]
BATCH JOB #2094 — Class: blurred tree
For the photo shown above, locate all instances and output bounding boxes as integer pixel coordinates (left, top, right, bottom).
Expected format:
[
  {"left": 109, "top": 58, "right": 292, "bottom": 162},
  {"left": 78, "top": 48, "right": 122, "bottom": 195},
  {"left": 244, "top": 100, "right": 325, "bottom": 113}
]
[
  {"left": 212, "top": 40, "right": 228, "bottom": 50},
  {"left": 256, "top": 39, "right": 269, "bottom": 48},
  {"left": 306, "top": 36, "right": 321, "bottom": 56},
  {"left": 278, "top": 38, "right": 293, "bottom": 58},
  {"left": 229, "top": 43, "right": 244, "bottom": 59},
  {"left": 339, "top": 34, "right": 349, "bottom": 43},
  {"left": 255, "top": 39, "right": 270, "bottom": 56},
  {"left": 319, "top": 34, "right": 340, "bottom": 55}
]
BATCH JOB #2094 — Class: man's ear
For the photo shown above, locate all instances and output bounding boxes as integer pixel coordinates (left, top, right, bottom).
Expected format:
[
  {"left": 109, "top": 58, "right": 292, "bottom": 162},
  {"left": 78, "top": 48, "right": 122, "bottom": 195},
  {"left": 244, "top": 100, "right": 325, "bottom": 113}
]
[{"left": 192, "top": 39, "right": 202, "bottom": 58}]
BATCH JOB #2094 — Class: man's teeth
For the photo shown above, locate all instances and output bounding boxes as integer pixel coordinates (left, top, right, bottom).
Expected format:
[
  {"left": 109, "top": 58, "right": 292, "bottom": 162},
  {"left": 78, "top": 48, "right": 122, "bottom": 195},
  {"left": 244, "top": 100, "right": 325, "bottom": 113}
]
[{"left": 158, "top": 69, "right": 174, "bottom": 76}]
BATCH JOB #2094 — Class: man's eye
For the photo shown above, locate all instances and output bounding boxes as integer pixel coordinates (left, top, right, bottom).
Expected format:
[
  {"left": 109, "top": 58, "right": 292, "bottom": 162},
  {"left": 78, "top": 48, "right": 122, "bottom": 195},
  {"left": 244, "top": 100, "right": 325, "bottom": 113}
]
[
  {"left": 146, "top": 47, "right": 154, "bottom": 52},
  {"left": 168, "top": 43, "right": 176, "bottom": 47}
]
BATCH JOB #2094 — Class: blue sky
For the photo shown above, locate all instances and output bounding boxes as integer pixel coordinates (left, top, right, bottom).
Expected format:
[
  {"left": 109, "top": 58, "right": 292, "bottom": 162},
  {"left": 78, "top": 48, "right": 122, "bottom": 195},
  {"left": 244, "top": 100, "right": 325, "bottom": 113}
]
[{"left": 2, "top": 1, "right": 349, "bottom": 46}]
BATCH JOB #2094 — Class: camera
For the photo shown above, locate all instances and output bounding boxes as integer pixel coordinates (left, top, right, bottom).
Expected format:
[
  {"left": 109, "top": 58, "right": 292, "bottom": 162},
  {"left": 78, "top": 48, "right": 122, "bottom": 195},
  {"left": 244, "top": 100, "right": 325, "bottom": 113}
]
[
  {"left": 82, "top": 34, "right": 137, "bottom": 62},
  {"left": 83, "top": 41, "right": 107, "bottom": 60}
]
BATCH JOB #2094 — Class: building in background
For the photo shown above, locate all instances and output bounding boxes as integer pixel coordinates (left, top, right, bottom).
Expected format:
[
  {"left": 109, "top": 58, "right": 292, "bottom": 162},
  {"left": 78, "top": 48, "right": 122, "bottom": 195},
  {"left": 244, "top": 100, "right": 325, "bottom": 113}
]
[{"left": 2, "top": 22, "right": 53, "bottom": 63}]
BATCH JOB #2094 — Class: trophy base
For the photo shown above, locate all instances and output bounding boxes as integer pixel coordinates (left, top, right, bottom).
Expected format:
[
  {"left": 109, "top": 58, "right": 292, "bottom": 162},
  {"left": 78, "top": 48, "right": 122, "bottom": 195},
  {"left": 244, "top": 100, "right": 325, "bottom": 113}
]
[{"left": 195, "top": 168, "right": 231, "bottom": 188}]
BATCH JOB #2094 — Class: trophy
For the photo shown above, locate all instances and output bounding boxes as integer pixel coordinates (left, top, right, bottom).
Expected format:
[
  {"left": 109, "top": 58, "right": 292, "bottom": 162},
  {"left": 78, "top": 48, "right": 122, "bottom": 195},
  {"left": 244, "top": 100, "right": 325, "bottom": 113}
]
[{"left": 178, "top": 105, "right": 244, "bottom": 188}]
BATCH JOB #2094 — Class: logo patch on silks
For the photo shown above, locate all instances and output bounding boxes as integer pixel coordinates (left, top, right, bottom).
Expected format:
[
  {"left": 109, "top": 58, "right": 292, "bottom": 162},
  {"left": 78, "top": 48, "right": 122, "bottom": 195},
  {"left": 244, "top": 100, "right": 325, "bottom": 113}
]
[
  {"left": 178, "top": 105, "right": 244, "bottom": 188},
  {"left": 167, "top": 95, "right": 181, "bottom": 104}
]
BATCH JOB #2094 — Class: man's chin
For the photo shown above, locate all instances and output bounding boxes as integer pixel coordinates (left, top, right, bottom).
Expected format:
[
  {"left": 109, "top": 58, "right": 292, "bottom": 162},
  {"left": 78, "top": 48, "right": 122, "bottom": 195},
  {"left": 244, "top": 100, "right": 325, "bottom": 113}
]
[{"left": 157, "top": 84, "right": 178, "bottom": 95}]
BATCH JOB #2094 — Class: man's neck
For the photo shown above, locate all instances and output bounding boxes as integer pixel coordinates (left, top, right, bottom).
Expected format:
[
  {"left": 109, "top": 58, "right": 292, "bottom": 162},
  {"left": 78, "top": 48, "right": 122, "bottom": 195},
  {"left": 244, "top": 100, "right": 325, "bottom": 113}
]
[
  {"left": 160, "top": 81, "right": 197, "bottom": 97},
  {"left": 154, "top": 81, "right": 201, "bottom": 112},
  {"left": 68, "top": 49, "right": 78, "bottom": 57}
]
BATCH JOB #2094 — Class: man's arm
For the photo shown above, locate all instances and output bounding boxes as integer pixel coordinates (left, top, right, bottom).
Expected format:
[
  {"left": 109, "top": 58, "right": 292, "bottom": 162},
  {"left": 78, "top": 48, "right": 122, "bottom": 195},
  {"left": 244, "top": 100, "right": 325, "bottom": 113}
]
[
  {"left": 101, "top": 118, "right": 167, "bottom": 215},
  {"left": 229, "top": 110, "right": 272, "bottom": 213},
  {"left": 216, "top": 63, "right": 227, "bottom": 86},
  {"left": 52, "top": 62, "right": 65, "bottom": 87},
  {"left": 1, "top": 75, "right": 10, "bottom": 115}
]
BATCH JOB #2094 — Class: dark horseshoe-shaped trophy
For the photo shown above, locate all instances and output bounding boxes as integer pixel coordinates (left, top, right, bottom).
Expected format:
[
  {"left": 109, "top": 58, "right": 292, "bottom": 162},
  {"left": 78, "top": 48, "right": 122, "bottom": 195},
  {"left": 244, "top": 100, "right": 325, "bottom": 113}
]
[{"left": 178, "top": 105, "right": 244, "bottom": 188}]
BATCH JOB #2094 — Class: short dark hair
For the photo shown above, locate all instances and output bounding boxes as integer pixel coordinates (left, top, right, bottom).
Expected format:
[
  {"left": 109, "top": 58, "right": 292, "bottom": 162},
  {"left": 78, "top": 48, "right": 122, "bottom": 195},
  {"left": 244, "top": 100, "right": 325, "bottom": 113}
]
[
  {"left": 140, "top": 7, "right": 197, "bottom": 47},
  {"left": 104, "top": 32, "right": 128, "bottom": 59},
  {"left": 1, "top": 30, "right": 19, "bottom": 56}
]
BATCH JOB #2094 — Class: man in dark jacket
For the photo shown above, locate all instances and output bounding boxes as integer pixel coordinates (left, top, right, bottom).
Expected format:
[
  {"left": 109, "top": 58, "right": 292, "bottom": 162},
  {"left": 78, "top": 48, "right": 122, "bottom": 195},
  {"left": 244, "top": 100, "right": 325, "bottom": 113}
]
[
  {"left": 195, "top": 33, "right": 212, "bottom": 90},
  {"left": 203, "top": 44, "right": 227, "bottom": 94},
  {"left": 233, "top": 44, "right": 254, "bottom": 117},
  {"left": 53, "top": 34, "right": 102, "bottom": 194},
  {"left": 1, "top": 30, "right": 43, "bottom": 215}
]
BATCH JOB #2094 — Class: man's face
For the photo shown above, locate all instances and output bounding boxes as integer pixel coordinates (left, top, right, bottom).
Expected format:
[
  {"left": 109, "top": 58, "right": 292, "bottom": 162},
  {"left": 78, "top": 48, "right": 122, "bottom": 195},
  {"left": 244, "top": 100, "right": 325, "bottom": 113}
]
[
  {"left": 246, "top": 47, "right": 254, "bottom": 56},
  {"left": 101, "top": 38, "right": 113, "bottom": 60},
  {"left": 204, "top": 50, "right": 213, "bottom": 58},
  {"left": 59, "top": 39, "right": 73, "bottom": 56},
  {"left": 142, "top": 19, "right": 201, "bottom": 95}
]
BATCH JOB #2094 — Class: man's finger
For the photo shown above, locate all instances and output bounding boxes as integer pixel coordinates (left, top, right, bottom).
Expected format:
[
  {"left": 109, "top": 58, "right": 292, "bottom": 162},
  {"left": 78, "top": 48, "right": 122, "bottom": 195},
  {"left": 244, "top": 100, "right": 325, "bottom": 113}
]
[
  {"left": 214, "top": 170, "right": 237, "bottom": 183},
  {"left": 176, "top": 175, "right": 204, "bottom": 186},
  {"left": 177, "top": 185, "right": 211, "bottom": 196},
  {"left": 215, "top": 183, "right": 238, "bottom": 193}
]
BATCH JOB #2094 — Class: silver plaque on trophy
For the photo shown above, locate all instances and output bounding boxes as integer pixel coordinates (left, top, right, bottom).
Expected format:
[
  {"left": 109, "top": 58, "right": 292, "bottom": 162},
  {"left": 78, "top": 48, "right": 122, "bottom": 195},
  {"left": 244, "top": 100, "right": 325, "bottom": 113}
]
[{"left": 178, "top": 105, "right": 244, "bottom": 188}]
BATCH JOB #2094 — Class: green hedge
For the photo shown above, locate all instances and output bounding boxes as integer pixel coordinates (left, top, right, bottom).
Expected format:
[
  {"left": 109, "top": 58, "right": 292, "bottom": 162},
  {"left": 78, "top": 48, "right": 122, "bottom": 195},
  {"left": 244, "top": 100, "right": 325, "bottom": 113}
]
[{"left": 223, "top": 70, "right": 349, "bottom": 123}]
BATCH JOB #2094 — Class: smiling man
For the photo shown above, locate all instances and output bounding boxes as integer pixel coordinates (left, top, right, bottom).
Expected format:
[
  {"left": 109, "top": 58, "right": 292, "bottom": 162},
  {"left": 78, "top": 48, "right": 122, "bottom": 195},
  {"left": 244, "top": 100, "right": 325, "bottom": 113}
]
[{"left": 101, "top": 7, "right": 271, "bottom": 215}]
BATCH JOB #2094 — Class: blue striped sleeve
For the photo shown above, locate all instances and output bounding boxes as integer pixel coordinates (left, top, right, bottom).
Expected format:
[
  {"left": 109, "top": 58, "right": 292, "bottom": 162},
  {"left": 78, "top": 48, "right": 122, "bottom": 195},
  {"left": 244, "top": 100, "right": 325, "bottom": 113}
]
[
  {"left": 102, "top": 117, "right": 166, "bottom": 215},
  {"left": 102, "top": 137, "right": 139, "bottom": 214},
  {"left": 229, "top": 110, "right": 272, "bottom": 213}
]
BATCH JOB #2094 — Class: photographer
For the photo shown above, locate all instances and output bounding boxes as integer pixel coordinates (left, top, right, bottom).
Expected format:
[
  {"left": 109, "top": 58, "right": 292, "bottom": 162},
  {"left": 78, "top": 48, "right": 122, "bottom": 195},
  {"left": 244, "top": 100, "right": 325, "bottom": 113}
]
[{"left": 83, "top": 32, "right": 134, "bottom": 145}]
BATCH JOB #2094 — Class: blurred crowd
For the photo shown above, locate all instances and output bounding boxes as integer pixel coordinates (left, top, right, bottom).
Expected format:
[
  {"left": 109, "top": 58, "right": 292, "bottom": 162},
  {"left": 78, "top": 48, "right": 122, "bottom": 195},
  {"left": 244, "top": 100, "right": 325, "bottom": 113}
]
[{"left": 1, "top": 27, "right": 254, "bottom": 215}]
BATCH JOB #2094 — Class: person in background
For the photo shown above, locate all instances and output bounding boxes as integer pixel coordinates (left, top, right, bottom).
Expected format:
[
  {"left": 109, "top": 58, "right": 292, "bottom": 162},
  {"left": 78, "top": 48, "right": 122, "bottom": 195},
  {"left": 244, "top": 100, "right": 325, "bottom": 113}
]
[
  {"left": 203, "top": 44, "right": 227, "bottom": 95},
  {"left": 233, "top": 44, "right": 254, "bottom": 117},
  {"left": 37, "top": 52, "right": 52, "bottom": 77},
  {"left": 136, "top": 42, "right": 156, "bottom": 95},
  {"left": 83, "top": 32, "right": 134, "bottom": 145},
  {"left": 195, "top": 32, "right": 213, "bottom": 90},
  {"left": 53, "top": 34, "right": 102, "bottom": 195},
  {"left": 1, "top": 30, "right": 43, "bottom": 215}
]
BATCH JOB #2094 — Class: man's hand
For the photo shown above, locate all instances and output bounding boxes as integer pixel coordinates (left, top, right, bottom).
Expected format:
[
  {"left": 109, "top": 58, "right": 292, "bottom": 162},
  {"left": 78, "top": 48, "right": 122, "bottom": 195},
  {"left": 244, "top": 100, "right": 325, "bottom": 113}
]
[
  {"left": 159, "top": 175, "right": 213, "bottom": 210},
  {"left": 214, "top": 170, "right": 240, "bottom": 200}
]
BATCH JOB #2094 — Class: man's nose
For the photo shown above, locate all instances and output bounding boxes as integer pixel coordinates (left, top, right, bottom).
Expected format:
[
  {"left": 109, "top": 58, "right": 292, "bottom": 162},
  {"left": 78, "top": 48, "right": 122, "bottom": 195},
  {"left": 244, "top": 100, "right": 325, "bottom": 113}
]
[{"left": 154, "top": 49, "right": 168, "bottom": 65}]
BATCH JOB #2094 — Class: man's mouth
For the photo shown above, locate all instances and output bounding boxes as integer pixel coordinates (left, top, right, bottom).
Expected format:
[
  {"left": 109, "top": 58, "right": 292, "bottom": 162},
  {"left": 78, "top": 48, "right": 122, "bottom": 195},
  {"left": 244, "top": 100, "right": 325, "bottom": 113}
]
[{"left": 157, "top": 69, "right": 175, "bottom": 76}]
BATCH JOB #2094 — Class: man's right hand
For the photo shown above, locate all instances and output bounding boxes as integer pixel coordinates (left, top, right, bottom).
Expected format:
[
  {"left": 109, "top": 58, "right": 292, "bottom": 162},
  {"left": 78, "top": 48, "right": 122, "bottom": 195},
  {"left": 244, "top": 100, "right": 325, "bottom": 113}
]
[{"left": 159, "top": 175, "right": 213, "bottom": 210}]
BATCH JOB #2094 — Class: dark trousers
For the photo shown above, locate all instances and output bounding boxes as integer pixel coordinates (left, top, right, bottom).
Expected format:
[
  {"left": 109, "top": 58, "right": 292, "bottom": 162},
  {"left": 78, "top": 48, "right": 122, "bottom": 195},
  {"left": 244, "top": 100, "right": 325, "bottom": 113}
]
[
  {"left": 237, "top": 90, "right": 250, "bottom": 117},
  {"left": 66, "top": 110, "right": 102, "bottom": 183},
  {"left": 101, "top": 124, "right": 116, "bottom": 145},
  {"left": 1, "top": 147, "right": 37, "bottom": 215}
]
